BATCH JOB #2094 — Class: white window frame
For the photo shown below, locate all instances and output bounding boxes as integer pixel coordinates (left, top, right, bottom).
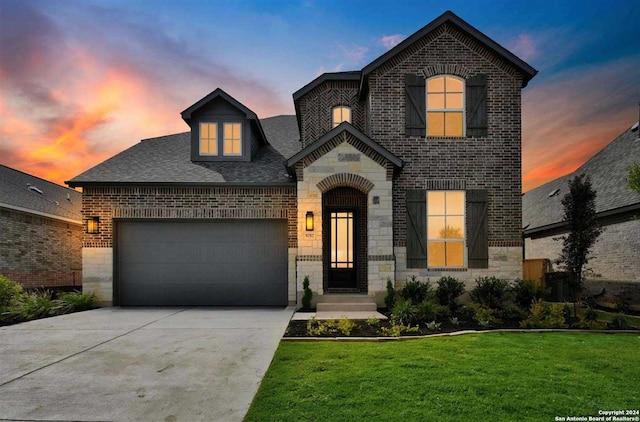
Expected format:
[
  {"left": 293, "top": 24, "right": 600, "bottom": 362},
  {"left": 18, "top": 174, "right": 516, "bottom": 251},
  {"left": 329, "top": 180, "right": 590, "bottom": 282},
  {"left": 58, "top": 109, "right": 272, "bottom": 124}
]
[
  {"left": 332, "top": 106, "right": 352, "bottom": 128},
  {"left": 426, "top": 75, "right": 466, "bottom": 138},
  {"left": 426, "top": 190, "right": 467, "bottom": 268}
]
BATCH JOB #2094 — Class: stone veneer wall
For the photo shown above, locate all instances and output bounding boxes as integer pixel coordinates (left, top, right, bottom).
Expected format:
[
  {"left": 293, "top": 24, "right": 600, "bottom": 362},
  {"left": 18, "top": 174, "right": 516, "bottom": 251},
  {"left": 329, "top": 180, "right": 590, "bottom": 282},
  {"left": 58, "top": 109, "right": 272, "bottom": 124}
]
[
  {"left": 525, "top": 218, "right": 640, "bottom": 282},
  {"left": 296, "top": 133, "right": 394, "bottom": 305},
  {"left": 1, "top": 208, "right": 82, "bottom": 288},
  {"left": 81, "top": 186, "right": 297, "bottom": 305}
]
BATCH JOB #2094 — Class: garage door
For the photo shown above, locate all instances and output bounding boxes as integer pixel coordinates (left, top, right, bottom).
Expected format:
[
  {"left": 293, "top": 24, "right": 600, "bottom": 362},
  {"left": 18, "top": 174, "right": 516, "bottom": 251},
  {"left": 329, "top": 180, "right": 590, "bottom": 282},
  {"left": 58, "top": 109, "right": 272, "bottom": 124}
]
[{"left": 116, "top": 220, "right": 288, "bottom": 306}]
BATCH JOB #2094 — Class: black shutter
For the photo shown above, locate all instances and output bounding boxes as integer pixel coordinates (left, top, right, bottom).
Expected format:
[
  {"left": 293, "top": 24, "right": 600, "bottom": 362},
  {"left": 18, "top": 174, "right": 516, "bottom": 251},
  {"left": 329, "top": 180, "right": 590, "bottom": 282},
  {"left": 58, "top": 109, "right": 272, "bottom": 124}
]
[
  {"left": 466, "top": 189, "right": 488, "bottom": 268},
  {"left": 405, "top": 74, "right": 426, "bottom": 137},
  {"left": 466, "top": 74, "right": 487, "bottom": 138},
  {"left": 406, "top": 189, "right": 427, "bottom": 268}
]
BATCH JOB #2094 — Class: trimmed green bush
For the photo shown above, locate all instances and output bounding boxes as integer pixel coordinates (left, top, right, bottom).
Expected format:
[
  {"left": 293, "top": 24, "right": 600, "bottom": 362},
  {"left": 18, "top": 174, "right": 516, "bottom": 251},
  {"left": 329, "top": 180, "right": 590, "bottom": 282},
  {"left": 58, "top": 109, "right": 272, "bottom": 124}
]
[
  {"left": 511, "top": 279, "right": 545, "bottom": 309},
  {"left": 384, "top": 278, "right": 396, "bottom": 310},
  {"left": 470, "top": 276, "right": 511, "bottom": 310},
  {"left": 400, "top": 276, "right": 432, "bottom": 305},
  {"left": 0, "top": 275, "right": 23, "bottom": 309},
  {"left": 520, "top": 300, "right": 566, "bottom": 328},
  {"left": 13, "top": 290, "right": 63, "bottom": 321},
  {"left": 435, "top": 276, "right": 465, "bottom": 311},
  {"left": 391, "top": 299, "right": 414, "bottom": 326},
  {"left": 302, "top": 276, "right": 313, "bottom": 309}
]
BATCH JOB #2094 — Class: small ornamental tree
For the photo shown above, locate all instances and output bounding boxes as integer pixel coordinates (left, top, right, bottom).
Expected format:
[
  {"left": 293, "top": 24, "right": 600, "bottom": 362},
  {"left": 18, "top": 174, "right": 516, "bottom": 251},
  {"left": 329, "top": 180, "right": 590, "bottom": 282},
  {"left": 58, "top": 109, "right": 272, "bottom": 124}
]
[
  {"left": 558, "top": 174, "right": 602, "bottom": 311},
  {"left": 626, "top": 162, "right": 640, "bottom": 195}
]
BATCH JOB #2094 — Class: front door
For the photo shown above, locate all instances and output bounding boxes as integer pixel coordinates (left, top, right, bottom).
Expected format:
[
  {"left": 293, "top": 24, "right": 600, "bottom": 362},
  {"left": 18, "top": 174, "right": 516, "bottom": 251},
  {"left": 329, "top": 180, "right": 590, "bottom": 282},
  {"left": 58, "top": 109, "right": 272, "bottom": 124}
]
[{"left": 328, "top": 210, "right": 357, "bottom": 289}]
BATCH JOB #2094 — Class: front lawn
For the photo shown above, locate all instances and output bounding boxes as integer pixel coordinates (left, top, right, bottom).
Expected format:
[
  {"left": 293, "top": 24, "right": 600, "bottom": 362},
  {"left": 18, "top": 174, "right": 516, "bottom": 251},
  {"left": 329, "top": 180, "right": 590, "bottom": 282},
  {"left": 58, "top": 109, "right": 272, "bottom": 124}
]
[{"left": 246, "top": 333, "right": 640, "bottom": 421}]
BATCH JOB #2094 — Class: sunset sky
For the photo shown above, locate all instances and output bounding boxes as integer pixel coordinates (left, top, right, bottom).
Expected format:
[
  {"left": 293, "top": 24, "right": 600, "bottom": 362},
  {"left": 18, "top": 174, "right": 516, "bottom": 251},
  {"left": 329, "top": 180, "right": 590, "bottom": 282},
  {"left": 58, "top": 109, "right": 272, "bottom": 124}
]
[{"left": 1, "top": 0, "right": 638, "bottom": 192}]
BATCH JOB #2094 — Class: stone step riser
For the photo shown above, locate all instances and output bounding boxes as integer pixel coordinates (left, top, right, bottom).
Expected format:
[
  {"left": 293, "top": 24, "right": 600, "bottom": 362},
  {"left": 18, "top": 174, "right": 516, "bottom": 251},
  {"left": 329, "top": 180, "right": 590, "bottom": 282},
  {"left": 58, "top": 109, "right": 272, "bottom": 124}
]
[{"left": 316, "top": 302, "right": 377, "bottom": 312}]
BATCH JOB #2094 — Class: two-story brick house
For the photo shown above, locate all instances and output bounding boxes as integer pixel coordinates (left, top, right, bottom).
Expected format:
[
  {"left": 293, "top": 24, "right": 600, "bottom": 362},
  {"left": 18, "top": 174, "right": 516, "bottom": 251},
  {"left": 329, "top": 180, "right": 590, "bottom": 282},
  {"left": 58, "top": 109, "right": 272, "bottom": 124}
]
[{"left": 67, "top": 11, "right": 536, "bottom": 306}]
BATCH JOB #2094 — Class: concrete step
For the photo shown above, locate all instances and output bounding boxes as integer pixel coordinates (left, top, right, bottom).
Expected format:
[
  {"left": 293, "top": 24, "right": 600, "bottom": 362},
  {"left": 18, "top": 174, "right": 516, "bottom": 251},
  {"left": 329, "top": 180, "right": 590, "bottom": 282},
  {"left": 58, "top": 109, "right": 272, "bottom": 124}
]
[
  {"left": 317, "top": 294, "right": 375, "bottom": 304},
  {"left": 316, "top": 302, "right": 377, "bottom": 312},
  {"left": 292, "top": 311, "right": 388, "bottom": 321}
]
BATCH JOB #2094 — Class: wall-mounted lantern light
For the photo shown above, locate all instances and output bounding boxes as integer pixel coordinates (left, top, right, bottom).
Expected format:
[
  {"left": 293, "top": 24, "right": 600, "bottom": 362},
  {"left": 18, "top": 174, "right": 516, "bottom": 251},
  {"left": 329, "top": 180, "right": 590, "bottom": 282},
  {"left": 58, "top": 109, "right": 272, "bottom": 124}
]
[
  {"left": 305, "top": 211, "right": 314, "bottom": 231},
  {"left": 87, "top": 217, "right": 100, "bottom": 234}
]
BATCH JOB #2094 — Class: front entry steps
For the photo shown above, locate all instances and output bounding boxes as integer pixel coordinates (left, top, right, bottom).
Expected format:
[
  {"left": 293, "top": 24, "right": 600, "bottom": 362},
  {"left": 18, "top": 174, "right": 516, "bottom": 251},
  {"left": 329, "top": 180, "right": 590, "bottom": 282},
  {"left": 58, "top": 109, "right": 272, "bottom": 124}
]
[{"left": 292, "top": 294, "right": 388, "bottom": 321}]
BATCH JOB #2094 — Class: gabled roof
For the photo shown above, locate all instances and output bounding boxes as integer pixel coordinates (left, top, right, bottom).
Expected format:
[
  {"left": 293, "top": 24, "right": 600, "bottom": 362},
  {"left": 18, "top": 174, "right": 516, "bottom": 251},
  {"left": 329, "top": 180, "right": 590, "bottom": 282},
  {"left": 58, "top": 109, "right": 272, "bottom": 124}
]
[
  {"left": 66, "top": 115, "right": 300, "bottom": 187},
  {"left": 292, "top": 71, "right": 361, "bottom": 102},
  {"left": 180, "top": 88, "right": 268, "bottom": 144},
  {"left": 359, "top": 10, "right": 537, "bottom": 97},
  {"left": 286, "top": 122, "right": 404, "bottom": 171},
  {"left": 0, "top": 164, "right": 81, "bottom": 223},
  {"left": 523, "top": 121, "right": 640, "bottom": 235}
]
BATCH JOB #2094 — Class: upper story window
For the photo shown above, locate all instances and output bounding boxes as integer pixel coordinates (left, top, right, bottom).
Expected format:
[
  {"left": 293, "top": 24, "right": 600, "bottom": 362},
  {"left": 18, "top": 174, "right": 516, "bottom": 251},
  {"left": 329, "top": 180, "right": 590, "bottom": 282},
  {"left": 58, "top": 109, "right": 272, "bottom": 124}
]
[
  {"left": 426, "top": 76, "right": 464, "bottom": 137},
  {"left": 200, "top": 123, "right": 218, "bottom": 155},
  {"left": 332, "top": 106, "right": 351, "bottom": 128},
  {"left": 223, "top": 123, "right": 242, "bottom": 156},
  {"left": 427, "top": 191, "right": 465, "bottom": 267}
]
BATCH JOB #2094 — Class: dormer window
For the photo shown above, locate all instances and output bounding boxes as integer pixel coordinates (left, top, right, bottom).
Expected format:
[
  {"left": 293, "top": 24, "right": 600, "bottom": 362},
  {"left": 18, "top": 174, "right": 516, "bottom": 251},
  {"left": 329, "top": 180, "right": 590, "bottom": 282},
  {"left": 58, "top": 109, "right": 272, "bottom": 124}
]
[
  {"left": 426, "top": 75, "right": 464, "bottom": 137},
  {"left": 200, "top": 123, "right": 218, "bottom": 155},
  {"left": 332, "top": 106, "right": 351, "bottom": 128},
  {"left": 223, "top": 123, "right": 242, "bottom": 156}
]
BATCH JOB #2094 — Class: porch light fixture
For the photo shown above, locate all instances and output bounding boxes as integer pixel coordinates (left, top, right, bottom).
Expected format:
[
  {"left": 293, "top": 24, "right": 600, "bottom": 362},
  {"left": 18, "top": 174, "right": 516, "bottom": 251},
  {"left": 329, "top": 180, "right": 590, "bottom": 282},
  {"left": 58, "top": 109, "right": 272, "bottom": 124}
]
[
  {"left": 87, "top": 217, "right": 100, "bottom": 234},
  {"left": 305, "top": 211, "right": 314, "bottom": 231}
]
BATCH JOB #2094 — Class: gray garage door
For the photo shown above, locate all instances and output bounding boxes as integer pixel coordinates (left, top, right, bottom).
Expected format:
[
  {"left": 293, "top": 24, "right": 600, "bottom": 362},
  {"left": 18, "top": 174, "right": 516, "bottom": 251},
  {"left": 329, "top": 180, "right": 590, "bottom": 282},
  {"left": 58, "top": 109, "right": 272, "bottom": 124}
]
[{"left": 116, "top": 220, "right": 288, "bottom": 306}]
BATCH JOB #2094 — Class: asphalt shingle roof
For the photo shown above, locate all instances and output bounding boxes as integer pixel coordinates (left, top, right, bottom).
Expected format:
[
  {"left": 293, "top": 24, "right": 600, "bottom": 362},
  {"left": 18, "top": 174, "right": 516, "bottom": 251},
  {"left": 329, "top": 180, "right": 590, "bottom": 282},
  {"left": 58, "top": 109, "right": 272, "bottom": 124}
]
[
  {"left": 0, "top": 165, "right": 82, "bottom": 221},
  {"left": 67, "top": 115, "right": 301, "bottom": 186},
  {"left": 523, "top": 122, "right": 640, "bottom": 232}
]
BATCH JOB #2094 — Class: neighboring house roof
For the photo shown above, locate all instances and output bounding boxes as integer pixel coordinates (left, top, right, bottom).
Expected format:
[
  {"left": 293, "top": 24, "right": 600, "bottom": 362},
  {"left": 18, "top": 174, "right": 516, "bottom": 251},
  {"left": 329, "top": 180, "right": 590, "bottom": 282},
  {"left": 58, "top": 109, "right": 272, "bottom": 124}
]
[
  {"left": 181, "top": 88, "right": 269, "bottom": 145},
  {"left": 0, "top": 164, "right": 82, "bottom": 223},
  {"left": 523, "top": 121, "right": 640, "bottom": 235},
  {"left": 286, "top": 122, "right": 404, "bottom": 171},
  {"left": 359, "top": 10, "right": 537, "bottom": 96},
  {"left": 66, "top": 115, "right": 300, "bottom": 187}
]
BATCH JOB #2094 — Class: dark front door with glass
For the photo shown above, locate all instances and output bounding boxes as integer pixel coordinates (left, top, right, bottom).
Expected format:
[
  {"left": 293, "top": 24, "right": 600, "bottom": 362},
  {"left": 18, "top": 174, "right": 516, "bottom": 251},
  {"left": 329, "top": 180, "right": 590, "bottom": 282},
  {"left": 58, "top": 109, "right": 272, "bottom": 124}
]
[{"left": 328, "top": 210, "right": 357, "bottom": 289}]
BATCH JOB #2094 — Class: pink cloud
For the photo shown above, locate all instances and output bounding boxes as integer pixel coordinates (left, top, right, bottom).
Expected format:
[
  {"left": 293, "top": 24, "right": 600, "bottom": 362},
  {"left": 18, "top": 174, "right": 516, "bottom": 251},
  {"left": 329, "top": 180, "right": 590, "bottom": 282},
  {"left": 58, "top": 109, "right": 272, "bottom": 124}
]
[
  {"left": 509, "top": 33, "right": 537, "bottom": 61},
  {"left": 380, "top": 34, "right": 405, "bottom": 50}
]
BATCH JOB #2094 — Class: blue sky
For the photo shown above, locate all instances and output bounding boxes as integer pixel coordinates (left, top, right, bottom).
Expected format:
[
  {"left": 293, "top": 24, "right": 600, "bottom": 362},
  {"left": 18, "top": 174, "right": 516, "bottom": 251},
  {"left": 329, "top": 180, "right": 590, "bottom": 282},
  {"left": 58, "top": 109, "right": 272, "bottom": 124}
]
[{"left": 1, "top": 0, "right": 638, "bottom": 190}]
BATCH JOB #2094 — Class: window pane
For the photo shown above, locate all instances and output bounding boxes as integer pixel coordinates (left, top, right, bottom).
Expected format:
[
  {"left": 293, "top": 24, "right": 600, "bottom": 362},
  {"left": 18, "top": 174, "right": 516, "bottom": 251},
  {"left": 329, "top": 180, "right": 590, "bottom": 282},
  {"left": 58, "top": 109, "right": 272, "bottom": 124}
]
[
  {"left": 446, "top": 93, "right": 463, "bottom": 109},
  {"left": 333, "top": 108, "right": 341, "bottom": 127},
  {"left": 224, "top": 123, "right": 232, "bottom": 139},
  {"left": 200, "top": 138, "right": 209, "bottom": 154},
  {"left": 428, "top": 216, "right": 446, "bottom": 239},
  {"left": 428, "top": 242, "right": 445, "bottom": 267},
  {"left": 427, "top": 93, "right": 445, "bottom": 109},
  {"left": 343, "top": 107, "right": 351, "bottom": 123},
  {"left": 427, "top": 191, "right": 445, "bottom": 215},
  {"left": 427, "top": 77, "right": 444, "bottom": 92},
  {"left": 445, "top": 112, "right": 463, "bottom": 137},
  {"left": 336, "top": 217, "right": 347, "bottom": 263},
  {"left": 445, "top": 216, "right": 464, "bottom": 239},
  {"left": 201, "top": 123, "right": 208, "bottom": 138},
  {"left": 446, "top": 191, "right": 465, "bottom": 215},
  {"left": 427, "top": 112, "right": 444, "bottom": 136},
  {"left": 446, "top": 242, "right": 464, "bottom": 266},
  {"left": 446, "top": 77, "right": 463, "bottom": 92}
]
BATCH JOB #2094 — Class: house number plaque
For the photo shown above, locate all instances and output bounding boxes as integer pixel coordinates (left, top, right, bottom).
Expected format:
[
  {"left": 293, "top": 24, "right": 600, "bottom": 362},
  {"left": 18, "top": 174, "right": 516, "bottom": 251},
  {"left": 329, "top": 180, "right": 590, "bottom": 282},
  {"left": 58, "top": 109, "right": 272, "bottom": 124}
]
[{"left": 338, "top": 153, "right": 360, "bottom": 162}]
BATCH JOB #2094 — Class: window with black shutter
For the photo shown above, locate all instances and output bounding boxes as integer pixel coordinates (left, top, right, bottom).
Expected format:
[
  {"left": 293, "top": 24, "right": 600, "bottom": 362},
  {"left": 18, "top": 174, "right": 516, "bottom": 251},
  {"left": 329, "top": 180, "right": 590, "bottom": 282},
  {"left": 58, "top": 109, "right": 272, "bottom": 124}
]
[
  {"left": 405, "top": 74, "right": 426, "bottom": 137},
  {"left": 466, "top": 189, "right": 489, "bottom": 268},
  {"left": 465, "top": 74, "right": 488, "bottom": 138},
  {"left": 406, "top": 189, "right": 427, "bottom": 268}
]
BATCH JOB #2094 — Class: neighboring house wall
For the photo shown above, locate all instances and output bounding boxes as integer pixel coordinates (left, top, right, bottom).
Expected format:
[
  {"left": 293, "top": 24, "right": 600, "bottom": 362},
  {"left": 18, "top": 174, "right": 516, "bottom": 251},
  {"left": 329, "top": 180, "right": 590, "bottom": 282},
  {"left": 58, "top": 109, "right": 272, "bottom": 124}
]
[
  {"left": 0, "top": 208, "right": 82, "bottom": 288},
  {"left": 526, "top": 217, "right": 640, "bottom": 282},
  {"left": 81, "top": 186, "right": 297, "bottom": 305}
]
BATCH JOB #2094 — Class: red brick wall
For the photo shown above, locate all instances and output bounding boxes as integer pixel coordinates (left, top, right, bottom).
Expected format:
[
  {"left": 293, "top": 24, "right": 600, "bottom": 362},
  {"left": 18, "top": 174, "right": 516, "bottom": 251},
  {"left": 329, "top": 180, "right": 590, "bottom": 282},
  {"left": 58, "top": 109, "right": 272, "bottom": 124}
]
[
  {"left": 0, "top": 208, "right": 82, "bottom": 288},
  {"left": 82, "top": 186, "right": 298, "bottom": 248}
]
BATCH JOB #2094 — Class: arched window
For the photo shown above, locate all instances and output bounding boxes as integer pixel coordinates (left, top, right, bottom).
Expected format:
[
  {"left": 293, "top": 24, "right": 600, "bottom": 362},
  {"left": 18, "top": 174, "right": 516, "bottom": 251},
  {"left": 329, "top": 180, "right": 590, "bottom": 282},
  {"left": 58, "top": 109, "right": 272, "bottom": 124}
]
[
  {"left": 332, "top": 106, "right": 351, "bottom": 128},
  {"left": 426, "top": 75, "right": 464, "bottom": 137}
]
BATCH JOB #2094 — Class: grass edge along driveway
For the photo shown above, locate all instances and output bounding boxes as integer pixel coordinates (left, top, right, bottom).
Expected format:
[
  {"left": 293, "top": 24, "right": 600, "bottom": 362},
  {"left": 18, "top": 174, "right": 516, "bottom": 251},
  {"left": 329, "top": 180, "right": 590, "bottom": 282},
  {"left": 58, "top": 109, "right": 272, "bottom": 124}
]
[{"left": 246, "top": 332, "right": 640, "bottom": 421}]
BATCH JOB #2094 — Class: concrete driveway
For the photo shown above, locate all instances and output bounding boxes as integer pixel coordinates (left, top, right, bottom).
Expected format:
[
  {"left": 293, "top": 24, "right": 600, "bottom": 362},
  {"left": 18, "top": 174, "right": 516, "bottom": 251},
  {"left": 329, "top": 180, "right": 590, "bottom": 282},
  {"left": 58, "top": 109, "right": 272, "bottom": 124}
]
[{"left": 0, "top": 307, "right": 294, "bottom": 422}]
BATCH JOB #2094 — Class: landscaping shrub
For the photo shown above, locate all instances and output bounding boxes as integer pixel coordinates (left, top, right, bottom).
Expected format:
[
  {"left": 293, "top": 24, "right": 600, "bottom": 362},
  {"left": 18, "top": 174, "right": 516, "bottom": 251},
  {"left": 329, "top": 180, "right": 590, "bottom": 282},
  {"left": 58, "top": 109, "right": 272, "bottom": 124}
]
[
  {"left": 384, "top": 278, "right": 395, "bottom": 310},
  {"left": 435, "top": 276, "right": 465, "bottom": 311},
  {"left": 608, "top": 314, "right": 631, "bottom": 330},
  {"left": 379, "top": 323, "right": 419, "bottom": 337},
  {"left": 414, "top": 300, "right": 448, "bottom": 325},
  {"left": 470, "top": 277, "right": 511, "bottom": 310},
  {"left": 59, "top": 291, "right": 95, "bottom": 312},
  {"left": 520, "top": 300, "right": 566, "bottom": 329},
  {"left": 455, "top": 305, "right": 476, "bottom": 323},
  {"left": 391, "top": 299, "right": 415, "bottom": 326},
  {"left": 337, "top": 318, "right": 356, "bottom": 336},
  {"left": 0, "top": 275, "right": 23, "bottom": 309},
  {"left": 468, "top": 303, "right": 499, "bottom": 328},
  {"left": 302, "top": 276, "right": 313, "bottom": 309},
  {"left": 499, "top": 304, "right": 528, "bottom": 323},
  {"left": 511, "top": 279, "right": 545, "bottom": 309},
  {"left": 400, "top": 276, "right": 432, "bottom": 305},
  {"left": 13, "top": 290, "right": 63, "bottom": 321}
]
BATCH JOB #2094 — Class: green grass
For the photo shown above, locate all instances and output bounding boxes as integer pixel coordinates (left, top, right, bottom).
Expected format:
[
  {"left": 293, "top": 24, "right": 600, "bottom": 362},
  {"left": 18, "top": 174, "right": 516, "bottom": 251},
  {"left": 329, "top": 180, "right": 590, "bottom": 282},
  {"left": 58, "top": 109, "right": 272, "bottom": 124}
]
[{"left": 246, "top": 333, "right": 640, "bottom": 421}]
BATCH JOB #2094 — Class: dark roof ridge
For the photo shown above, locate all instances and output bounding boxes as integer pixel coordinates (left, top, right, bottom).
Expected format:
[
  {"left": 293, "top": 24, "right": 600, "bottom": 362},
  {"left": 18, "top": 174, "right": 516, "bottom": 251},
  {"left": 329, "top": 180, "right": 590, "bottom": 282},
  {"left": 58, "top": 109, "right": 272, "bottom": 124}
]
[{"left": 140, "top": 131, "right": 190, "bottom": 142}]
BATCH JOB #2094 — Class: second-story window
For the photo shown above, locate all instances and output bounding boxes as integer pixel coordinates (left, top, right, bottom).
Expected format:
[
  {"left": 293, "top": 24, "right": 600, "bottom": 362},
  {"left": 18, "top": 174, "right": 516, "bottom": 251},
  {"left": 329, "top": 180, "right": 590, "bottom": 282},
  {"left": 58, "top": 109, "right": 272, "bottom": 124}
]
[
  {"left": 426, "top": 76, "right": 464, "bottom": 137},
  {"left": 200, "top": 123, "right": 218, "bottom": 155},
  {"left": 223, "top": 123, "right": 242, "bottom": 156},
  {"left": 332, "top": 106, "right": 351, "bottom": 128}
]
